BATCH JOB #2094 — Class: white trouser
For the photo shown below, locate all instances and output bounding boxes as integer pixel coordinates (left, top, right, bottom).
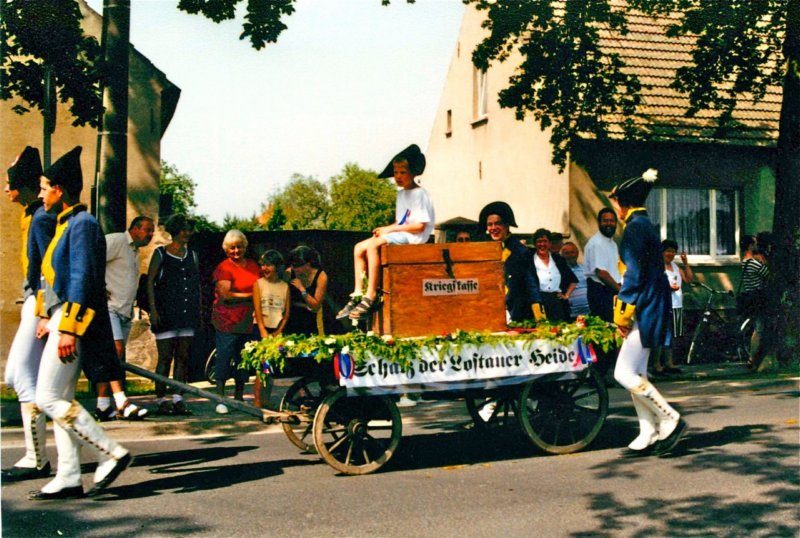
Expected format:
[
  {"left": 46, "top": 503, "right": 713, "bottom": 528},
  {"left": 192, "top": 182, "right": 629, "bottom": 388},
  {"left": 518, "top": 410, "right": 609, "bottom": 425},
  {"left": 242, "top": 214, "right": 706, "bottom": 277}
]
[
  {"left": 615, "top": 321, "right": 680, "bottom": 441},
  {"left": 5, "top": 295, "right": 45, "bottom": 403},
  {"left": 35, "top": 306, "right": 127, "bottom": 490}
]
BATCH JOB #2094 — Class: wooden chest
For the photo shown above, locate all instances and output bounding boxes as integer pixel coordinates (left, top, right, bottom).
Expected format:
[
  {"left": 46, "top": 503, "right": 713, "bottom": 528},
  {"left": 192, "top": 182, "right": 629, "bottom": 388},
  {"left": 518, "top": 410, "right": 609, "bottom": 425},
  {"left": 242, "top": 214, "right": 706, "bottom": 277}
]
[{"left": 373, "top": 242, "right": 506, "bottom": 337}]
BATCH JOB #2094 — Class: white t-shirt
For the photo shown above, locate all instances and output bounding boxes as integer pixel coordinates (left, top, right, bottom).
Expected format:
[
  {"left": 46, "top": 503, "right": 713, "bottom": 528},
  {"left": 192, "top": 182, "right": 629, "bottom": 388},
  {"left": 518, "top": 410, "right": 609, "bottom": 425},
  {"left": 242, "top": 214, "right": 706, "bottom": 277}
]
[
  {"left": 534, "top": 255, "right": 561, "bottom": 292},
  {"left": 665, "top": 260, "right": 683, "bottom": 308},
  {"left": 584, "top": 232, "right": 621, "bottom": 285},
  {"left": 105, "top": 231, "right": 139, "bottom": 317},
  {"left": 256, "top": 278, "right": 289, "bottom": 329},
  {"left": 395, "top": 187, "right": 435, "bottom": 244}
]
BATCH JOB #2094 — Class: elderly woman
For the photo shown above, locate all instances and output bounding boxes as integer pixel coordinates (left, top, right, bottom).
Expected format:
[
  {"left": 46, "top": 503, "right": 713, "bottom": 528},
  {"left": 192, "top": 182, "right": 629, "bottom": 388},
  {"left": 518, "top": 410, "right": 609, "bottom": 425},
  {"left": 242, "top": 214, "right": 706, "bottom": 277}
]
[
  {"left": 531, "top": 228, "right": 577, "bottom": 322},
  {"left": 211, "top": 229, "right": 260, "bottom": 414},
  {"left": 148, "top": 214, "right": 200, "bottom": 416}
]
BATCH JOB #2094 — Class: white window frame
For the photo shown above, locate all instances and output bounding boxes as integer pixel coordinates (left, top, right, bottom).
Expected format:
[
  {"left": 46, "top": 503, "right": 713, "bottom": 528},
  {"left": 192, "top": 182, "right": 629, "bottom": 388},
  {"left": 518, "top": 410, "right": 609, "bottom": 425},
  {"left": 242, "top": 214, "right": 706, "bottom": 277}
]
[
  {"left": 649, "top": 187, "right": 741, "bottom": 264},
  {"left": 473, "top": 67, "right": 488, "bottom": 120}
]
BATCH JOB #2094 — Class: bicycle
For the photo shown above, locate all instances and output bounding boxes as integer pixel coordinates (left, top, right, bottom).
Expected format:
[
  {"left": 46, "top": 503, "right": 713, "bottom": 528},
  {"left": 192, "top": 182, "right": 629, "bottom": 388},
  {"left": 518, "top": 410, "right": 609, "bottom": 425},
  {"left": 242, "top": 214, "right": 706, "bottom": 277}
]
[{"left": 685, "top": 282, "right": 752, "bottom": 365}]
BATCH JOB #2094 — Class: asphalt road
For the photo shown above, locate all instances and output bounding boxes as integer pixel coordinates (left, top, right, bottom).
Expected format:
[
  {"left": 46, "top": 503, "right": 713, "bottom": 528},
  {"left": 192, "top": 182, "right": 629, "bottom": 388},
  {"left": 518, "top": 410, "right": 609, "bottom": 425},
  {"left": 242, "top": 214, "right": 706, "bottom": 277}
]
[{"left": 1, "top": 375, "right": 798, "bottom": 538}]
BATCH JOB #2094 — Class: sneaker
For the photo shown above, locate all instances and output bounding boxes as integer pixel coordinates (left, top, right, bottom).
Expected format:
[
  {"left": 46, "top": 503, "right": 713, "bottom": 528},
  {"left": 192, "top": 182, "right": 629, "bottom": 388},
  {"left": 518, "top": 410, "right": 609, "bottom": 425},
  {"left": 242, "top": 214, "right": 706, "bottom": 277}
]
[
  {"left": 215, "top": 403, "right": 229, "bottom": 415},
  {"left": 116, "top": 401, "right": 148, "bottom": 420},
  {"left": 93, "top": 406, "right": 116, "bottom": 422},
  {"left": 478, "top": 401, "right": 497, "bottom": 422},
  {"left": 397, "top": 396, "right": 417, "bottom": 408},
  {"left": 336, "top": 297, "right": 361, "bottom": 320}
]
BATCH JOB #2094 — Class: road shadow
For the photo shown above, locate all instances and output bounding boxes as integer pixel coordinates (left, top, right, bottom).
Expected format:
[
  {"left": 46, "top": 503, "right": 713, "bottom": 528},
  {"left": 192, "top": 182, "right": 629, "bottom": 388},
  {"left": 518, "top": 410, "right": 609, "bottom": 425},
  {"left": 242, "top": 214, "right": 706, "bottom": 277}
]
[
  {"left": 2, "top": 499, "right": 209, "bottom": 538},
  {"left": 574, "top": 422, "right": 800, "bottom": 537},
  {"left": 89, "top": 445, "right": 317, "bottom": 500}
]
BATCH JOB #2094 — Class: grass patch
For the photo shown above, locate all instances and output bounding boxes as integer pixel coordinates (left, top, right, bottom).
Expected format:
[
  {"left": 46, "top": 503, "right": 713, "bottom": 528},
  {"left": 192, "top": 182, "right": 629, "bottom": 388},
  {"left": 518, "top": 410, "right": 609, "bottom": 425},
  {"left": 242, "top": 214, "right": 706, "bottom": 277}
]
[{"left": 1, "top": 378, "right": 156, "bottom": 403}]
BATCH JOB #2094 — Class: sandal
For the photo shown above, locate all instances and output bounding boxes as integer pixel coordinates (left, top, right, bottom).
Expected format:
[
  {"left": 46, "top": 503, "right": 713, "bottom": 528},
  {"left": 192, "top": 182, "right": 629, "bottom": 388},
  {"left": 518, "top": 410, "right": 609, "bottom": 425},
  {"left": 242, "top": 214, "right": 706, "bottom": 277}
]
[
  {"left": 117, "top": 401, "right": 148, "bottom": 420},
  {"left": 336, "top": 297, "right": 361, "bottom": 320},
  {"left": 348, "top": 297, "right": 376, "bottom": 320}
]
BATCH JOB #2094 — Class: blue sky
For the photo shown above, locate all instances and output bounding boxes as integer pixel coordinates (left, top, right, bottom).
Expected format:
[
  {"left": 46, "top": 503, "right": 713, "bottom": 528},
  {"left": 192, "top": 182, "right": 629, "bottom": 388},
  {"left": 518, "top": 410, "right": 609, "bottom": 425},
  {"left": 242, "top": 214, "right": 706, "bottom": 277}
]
[{"left": 87, "top": 0, "right": 466, "bottom": 222}]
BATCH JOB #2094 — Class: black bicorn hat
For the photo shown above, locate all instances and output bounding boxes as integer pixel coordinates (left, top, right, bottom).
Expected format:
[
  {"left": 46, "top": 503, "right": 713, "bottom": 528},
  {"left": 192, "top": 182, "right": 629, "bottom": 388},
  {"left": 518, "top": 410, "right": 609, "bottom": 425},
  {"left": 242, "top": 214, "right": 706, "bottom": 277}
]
[
  {"left": 479, "top": 201, "right": 518, "bottom": 230},
  {"left": 378, "top": 144, "right": 426, "bottom": 178},
  {"left": 609, "top": 168, "right": 658, "bottom": 207},
  {"left": 43, "top": 146, "right": 83, "bottom": 196},
  {"left": 7, "top": 146, "right": 43, "bottom": 192}
]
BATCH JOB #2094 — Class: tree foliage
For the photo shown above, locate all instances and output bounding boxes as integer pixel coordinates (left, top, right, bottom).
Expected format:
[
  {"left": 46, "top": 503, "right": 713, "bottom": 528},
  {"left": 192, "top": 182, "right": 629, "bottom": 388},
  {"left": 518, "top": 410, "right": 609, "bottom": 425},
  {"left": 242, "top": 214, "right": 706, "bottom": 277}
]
[
  {"left": 263, "top": 163, "right": 396, "bottom": 232},
  {"left": 221, "top": 212, "right": 260, "bottom": 232},
  {"left": 328, "top": 163, "right": 396, "bottom": 231},
  {"left": 471, "top": 0, "right": 644, "bottom": 170},
  {"left": 1, "top": 0, "right": 103, "bottom": 126},
  {"left": 159, "top": 161, "right": 221, "bottom": 232},
  {"left": 268, "top": 174, "right": 331, "bottom": 230},
  {"left": 177, "top": 0, "right": 414, "bottom": 50}
]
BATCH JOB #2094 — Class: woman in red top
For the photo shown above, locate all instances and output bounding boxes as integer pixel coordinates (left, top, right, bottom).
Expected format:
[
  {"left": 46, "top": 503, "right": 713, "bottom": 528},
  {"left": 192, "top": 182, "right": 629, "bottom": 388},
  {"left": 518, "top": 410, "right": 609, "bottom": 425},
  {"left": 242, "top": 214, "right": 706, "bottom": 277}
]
[{"left": 211, "top": 230, "right": 260, "bottom": 414}]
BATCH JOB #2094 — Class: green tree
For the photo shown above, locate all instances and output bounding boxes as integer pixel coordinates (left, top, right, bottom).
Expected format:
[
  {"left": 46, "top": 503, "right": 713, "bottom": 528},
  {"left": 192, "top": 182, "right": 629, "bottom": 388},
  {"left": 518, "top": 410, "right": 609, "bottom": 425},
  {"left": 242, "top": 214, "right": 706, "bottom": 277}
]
[
  {"left": 160, "top": 161, "right": 199, "bottom": 216},
  {"left": 1, "top": 0, "right": 103, "bottom": 126},
  {"left": 266, "top": 201, "right": 288, "bottom": 231},
  {"left": 159, "top": 161, "right": 221, "bottom": 231},
  {"left": 269, "top": 174, "right": 331, "bottom": 230},
  {"left": 328, "top": 163, "right": 396, "bottom": 231},
  {"left": 221, "top": 213, "right": 260, "bottom": 232}
]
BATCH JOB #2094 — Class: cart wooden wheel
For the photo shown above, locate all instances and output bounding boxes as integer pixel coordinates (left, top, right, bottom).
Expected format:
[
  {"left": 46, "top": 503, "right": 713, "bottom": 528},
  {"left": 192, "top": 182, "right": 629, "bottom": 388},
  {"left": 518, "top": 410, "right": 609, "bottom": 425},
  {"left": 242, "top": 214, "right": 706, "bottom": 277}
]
[
  {"left": 312, "top": 388, "right": 402, "bottom": 475},
  {"left": 464, "top": 387, "right": 519, "bottom": 431},
  {"left": 518, "top": 366, "right": 608, "bottom": 454},
  {"left": 279, "top": 377, "right": 323, "bottom": 453}
]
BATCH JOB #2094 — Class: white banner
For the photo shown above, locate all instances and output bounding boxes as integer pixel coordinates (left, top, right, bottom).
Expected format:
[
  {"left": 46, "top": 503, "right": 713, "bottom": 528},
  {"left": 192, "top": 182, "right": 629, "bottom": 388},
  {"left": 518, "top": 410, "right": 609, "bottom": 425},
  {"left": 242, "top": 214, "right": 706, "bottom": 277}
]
[{"left": 337, "top": 337, "right": 597, "bottom": 391}]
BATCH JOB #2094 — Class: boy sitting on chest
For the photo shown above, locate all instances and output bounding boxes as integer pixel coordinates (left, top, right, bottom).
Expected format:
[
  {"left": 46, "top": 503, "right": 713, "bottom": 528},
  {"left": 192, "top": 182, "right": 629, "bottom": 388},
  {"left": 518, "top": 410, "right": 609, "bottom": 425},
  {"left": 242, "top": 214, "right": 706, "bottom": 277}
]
[{"left": 337, "top": 144, "right": 435, "bottom": 320}]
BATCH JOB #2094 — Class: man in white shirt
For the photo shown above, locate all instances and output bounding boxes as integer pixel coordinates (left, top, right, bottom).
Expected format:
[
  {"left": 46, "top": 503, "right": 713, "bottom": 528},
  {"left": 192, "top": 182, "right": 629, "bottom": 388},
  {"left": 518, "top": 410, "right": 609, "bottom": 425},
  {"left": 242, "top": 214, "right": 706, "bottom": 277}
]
[
  {"left": 94, "top": 216, "right": 154, "bottom": 421},
  {"left": 584, "top": 208, "right": 621, "bottom": 323},
  {"left": 560, "top": 241, "right": 590, "bottom": 318}
]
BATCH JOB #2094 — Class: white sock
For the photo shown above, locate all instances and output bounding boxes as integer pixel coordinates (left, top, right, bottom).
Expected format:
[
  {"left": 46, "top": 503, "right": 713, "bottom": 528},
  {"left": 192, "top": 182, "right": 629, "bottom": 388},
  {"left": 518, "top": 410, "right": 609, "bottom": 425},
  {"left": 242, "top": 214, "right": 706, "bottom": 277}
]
[
  {"left": 113, "top": 391, "right": 128, "bottom": 409},
  {"left": 172, "top": 394, "right": 183, "bottom": 404},
  {"left": 96, "top": 397, "right": 111, "bottom": 411}
]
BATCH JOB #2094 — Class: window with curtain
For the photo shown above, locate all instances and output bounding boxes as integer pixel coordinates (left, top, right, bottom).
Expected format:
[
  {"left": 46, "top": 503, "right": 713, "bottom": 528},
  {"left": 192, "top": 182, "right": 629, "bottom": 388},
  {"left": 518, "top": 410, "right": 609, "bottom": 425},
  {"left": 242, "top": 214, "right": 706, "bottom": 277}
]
[{"left": 644, "top": 187, "right": 739, "bottom": 260}]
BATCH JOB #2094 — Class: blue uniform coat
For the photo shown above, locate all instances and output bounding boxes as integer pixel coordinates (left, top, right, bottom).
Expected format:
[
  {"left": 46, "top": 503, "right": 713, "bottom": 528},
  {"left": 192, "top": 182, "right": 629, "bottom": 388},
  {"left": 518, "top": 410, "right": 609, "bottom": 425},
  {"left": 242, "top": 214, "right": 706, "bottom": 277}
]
[
  {"left": 25, "top": 202, "right": 58, "bottom": 297},
  {"left": 618, "top": 209, "right": 672, "bottom": 347},
  {"left": 40, "top": 204, "right": 122, "bottom": 383},
  {"left": 503, "top": 235, "right": 542, "bottom": 322}
]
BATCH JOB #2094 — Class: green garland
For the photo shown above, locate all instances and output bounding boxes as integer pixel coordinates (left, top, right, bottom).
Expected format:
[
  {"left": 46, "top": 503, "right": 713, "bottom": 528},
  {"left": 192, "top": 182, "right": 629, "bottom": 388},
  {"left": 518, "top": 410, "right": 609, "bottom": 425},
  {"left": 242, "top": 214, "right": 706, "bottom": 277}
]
[{"left": 241, "top": 316, "right": 619, "bottom": 382}]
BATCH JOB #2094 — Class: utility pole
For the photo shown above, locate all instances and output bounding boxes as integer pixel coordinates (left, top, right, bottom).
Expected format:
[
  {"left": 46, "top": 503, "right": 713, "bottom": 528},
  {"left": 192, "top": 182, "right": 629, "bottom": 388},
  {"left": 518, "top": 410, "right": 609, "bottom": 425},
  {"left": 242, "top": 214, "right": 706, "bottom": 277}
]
[
  {"left": 42, "top": 65, "right": 55, "bottom": 168},
  {"left": 95, "top": 0, "right": 130, "bottom": 233}
]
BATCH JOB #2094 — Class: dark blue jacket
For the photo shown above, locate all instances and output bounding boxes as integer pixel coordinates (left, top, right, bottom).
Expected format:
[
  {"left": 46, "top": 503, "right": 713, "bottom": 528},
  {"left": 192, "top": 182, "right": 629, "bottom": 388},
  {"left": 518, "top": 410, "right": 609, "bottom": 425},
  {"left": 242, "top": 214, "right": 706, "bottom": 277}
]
[
  {"left": 503, "top": 235, "right": 542, "bottom": 322},
  {"left": 39, "top": 204, "right": 121, "bottom": 383},
  {"left": 25, "top": 201, "right": 58, "bottom": 297},
  {"left": 618, "top": 209, "right": 672, "bottom": 347}
]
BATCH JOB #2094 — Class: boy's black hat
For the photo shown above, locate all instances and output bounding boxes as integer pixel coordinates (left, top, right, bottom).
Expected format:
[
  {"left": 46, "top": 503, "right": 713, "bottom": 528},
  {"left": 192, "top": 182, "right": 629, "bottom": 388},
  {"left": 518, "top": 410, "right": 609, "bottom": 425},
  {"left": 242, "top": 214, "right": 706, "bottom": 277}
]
[
  {"left": 479, "top": 201, "right": 517, "bottom": 230},
  {"left": 609, "top": 168, "right": 658, "bottom": 207},
  {"left": 43, "top": 146, "right": 83, "bottom": 196},
  {"left": 7, "top": 146, "right": 43, "bottom": 192},
  {"left": 378, "top": 144, "right": 426, "bottom": 178}
]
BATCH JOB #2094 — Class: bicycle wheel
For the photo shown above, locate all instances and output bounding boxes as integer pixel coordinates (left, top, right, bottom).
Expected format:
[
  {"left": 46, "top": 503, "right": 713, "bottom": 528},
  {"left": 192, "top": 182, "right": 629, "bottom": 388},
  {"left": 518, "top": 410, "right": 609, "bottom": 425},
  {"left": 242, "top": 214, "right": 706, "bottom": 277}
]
[
  {"left": 686, "top": 319, "right": 708, "bottom": 365},
  {"left": 204, "top": 348, "right": 217, "bottom": 384},
  {"left": 738, "top": 318, "right": 754, "bottom": 362}
]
